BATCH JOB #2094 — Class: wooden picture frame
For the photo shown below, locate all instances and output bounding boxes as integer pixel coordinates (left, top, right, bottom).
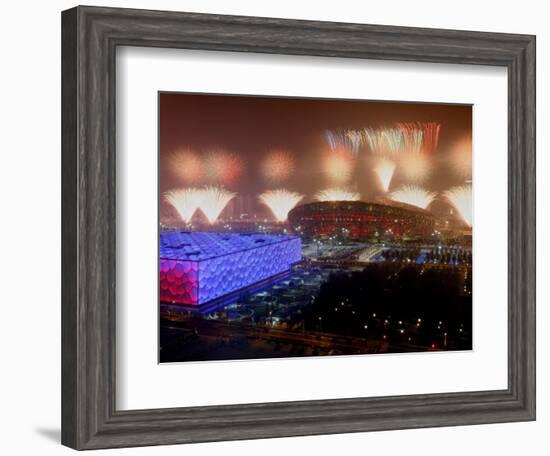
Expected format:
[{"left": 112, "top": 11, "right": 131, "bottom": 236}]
[{"left": 61, "top": 5, "right": 536, "bottom": 450}]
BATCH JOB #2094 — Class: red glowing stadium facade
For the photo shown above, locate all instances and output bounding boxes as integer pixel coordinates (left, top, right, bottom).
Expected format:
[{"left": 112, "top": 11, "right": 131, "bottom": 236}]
[{"left": 288, "top": 200, "right": 435, "bottom": 240}]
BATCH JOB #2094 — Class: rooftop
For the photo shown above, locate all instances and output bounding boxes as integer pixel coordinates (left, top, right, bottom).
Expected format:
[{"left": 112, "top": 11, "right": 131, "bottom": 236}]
[
  {"left": 290, "top": 199, "right": 432, "bottom": 216},
  {"left": 160, "top": 231, "right": 300, "bottom": 261}
]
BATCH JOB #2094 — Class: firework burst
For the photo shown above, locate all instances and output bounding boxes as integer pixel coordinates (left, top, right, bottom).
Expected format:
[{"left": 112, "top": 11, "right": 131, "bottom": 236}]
[
  {"left": 325, "top": 129, "right": 362, "bottom": 155},
  {"left": 399, "top": 152, "right": 432, "bottom": 183},
  {"left": 373, "top": 157, "right": 396, "bottom": 192},
  {"left": 345, "top": 130, "right": 364, "bottom": 155},
  {"left": 399, "top": 122, "right": 441, "bottom": 155},
  {"left": 397, "top": 123, "right": 424, "bottom": 155},
  {"left": 261, "top": 149, "right": 295, "bottom": 182},
  {"left": 322, "top": 146, "right": 355, "bottom": 184},
  {"left": 203, "top": 150, "right": 244, "bottom": 185},
  {"left": 164, "top": 188, "right": 201, "bottom": 223},
  {"left": 421, "top": 122, "right": 441, "bottom": 155},
  {"left": 169, "top": 149, "right": 203, "bottom": 184},
  {"left": 449, "top": 135, "right": 473, "bottom": 179},
  {"left": 258, "top": 189, "right": 303, "bottom": 222},
  {"left": 389, "top": 185, "right": 436, "bottom": 210},
  {"left": 194, "top": 186, "right": 236, "bottom": 224},
  {"left": 444, "top": 185, "right": 472, "bottom": 227},
  {"left": 382, "top": 128, "right": 404, "bottom": 155},
  {"left": 315, "top": 188, "right": 361, "bottom": 202},
  {"left": 363, "top": 128, "right": 403, "bottom": 156}
]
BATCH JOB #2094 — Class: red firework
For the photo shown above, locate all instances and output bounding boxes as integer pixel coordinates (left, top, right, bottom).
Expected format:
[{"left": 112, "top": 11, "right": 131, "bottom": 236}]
[
  {"left": 261, "top": 149, "right": 295, "bottom": 182},
  {"left": 398, "top": 122, "right": 441, "bottom": 155},
  {"left": 204, "top": 150, "right": 244, "bottom": 185}
]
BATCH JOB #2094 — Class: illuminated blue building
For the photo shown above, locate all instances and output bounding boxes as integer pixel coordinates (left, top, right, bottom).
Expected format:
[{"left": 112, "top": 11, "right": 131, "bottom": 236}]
[{"left": 160, "top": 231, "right": 302, "bottom": 306}]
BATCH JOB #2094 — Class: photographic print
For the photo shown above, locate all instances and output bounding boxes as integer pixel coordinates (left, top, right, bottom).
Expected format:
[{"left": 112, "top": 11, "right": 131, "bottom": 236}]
[{"left": 159, "top": 93, "right": 472, "bottom": 363}]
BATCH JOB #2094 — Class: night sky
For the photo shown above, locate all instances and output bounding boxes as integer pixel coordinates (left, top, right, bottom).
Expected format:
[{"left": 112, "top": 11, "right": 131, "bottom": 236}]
[{"left": 159, "top": 92, "right": 471, "bottom": 222}]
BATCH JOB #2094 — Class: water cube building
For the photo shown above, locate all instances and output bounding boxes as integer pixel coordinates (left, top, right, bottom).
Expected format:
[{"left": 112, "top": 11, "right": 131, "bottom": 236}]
[{"left": 160, "top": 231, "right": 302, "bottom": 306}]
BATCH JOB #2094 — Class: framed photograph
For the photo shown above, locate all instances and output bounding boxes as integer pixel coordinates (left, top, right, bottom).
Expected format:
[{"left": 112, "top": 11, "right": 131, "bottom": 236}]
[{"left": 61, "top": 5, "right": 536, "bottom": 450}]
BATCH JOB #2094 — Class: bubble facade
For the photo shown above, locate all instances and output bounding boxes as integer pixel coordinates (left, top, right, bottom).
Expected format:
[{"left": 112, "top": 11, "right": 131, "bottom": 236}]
[{"left": 160, "top": 231, "right": 301, "bottom": 306}]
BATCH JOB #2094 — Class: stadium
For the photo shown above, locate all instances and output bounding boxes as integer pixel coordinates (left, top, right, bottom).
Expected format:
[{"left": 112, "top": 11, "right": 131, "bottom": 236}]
[{"left": 287, "top": 200, "right": 435, "bottom": 240}]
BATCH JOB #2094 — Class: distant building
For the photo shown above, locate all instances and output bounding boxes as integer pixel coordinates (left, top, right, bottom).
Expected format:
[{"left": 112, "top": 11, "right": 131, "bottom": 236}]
[{"left": 288, "top": 200, "right": 435, "bottom": 241}]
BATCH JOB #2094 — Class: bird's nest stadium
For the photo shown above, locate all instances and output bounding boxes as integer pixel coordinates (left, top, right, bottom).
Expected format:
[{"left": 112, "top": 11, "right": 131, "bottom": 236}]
[{"left": 287, "top": 200, "right": 435, "bottom": 241}]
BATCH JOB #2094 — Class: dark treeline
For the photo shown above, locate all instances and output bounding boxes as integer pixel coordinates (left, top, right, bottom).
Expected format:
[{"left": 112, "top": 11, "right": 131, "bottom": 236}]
[{"left": 295, "top": 264, "right": 472, "bottom": 350}]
